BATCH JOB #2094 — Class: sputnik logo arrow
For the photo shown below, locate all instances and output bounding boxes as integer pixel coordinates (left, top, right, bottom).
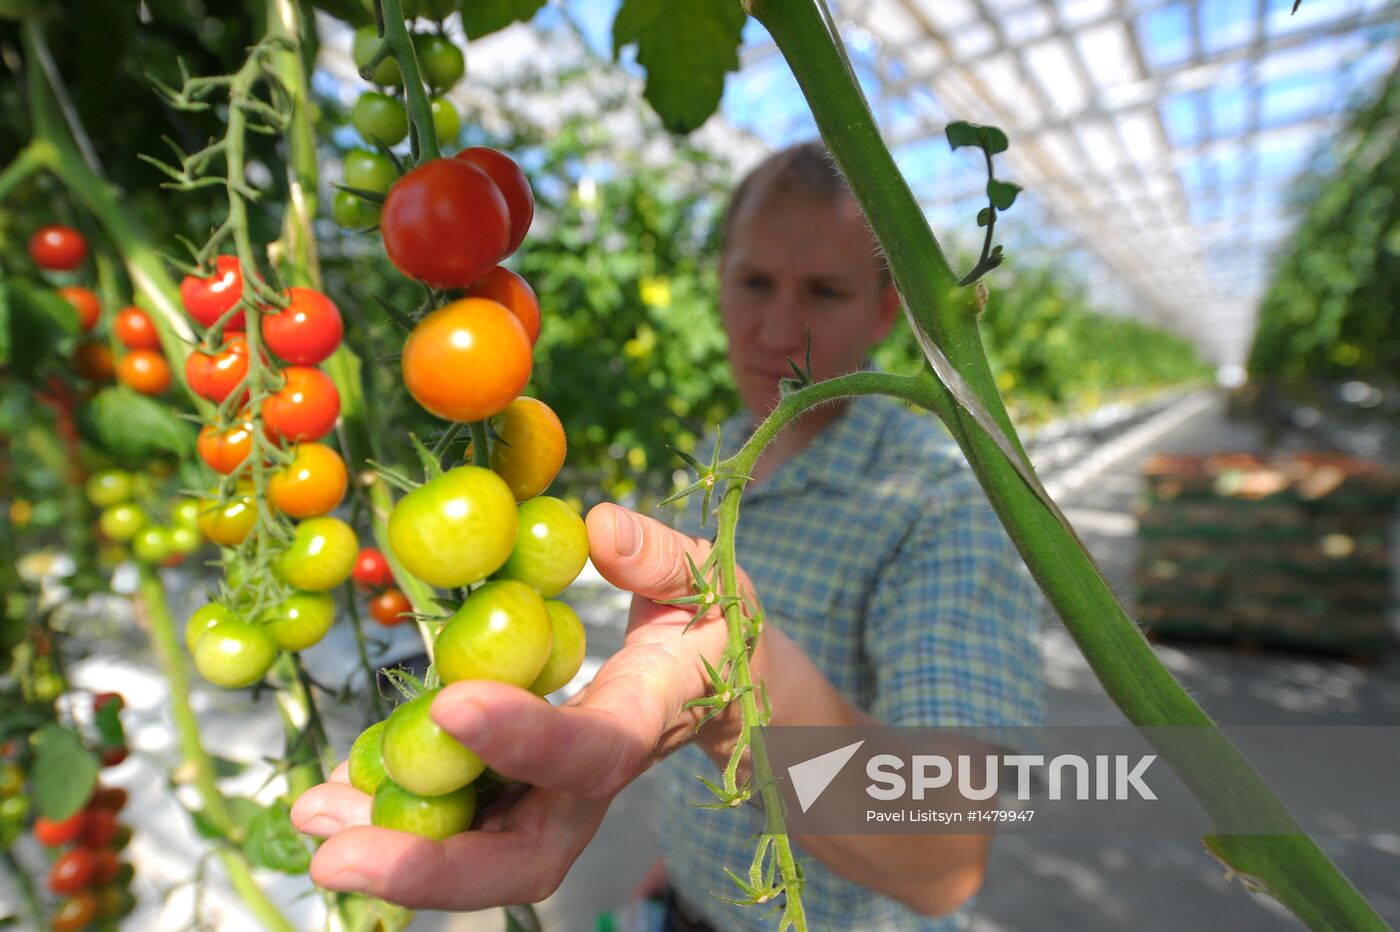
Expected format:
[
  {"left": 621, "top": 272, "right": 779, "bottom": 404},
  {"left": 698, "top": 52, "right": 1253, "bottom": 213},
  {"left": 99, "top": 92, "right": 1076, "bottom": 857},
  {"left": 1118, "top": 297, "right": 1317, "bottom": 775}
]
[{"left": 788, "top": 740, "right": 865, "bottom": 813}]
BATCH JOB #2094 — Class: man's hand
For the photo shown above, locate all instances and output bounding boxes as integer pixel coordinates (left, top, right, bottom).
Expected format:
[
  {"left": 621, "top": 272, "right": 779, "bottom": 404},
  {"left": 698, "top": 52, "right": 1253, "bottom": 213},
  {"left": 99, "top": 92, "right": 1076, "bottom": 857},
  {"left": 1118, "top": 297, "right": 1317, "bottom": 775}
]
[{"left": 290, "top": 503, "right": 742, "bottom": 910}]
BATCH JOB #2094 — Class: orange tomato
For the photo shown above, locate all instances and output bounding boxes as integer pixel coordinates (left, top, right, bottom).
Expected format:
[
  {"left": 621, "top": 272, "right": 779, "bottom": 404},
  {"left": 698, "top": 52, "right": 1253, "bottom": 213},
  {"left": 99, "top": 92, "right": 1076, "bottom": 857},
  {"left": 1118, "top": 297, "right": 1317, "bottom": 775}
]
[
  {"left": 268, "top": 442, "right": 348, "bottom": 518},
  {"left": 196, "top": 484, "right": 257, "bottom": 546},
  {"left": 113, "top": 306, "right": 161, "bottom": 350},
  {"left": 467, "top": 396, "right": 566, "bottom": 501},
  {"left": 197, "top": 420, "right": 255, "bottom": 475},
  {"left": 401, "top": 298, "right": 531, "bottom": 423},
  {"left": 463, "top": 266, "right": 540, "bottom": 344},
  {"left": 58, "top": 286, "right": 101, "bottom": 332},
  {"left": 117, "top": 349, "right": 171, "bottom": 395},
  {"left": 369, "top": 587, "right": 412, "bottom": 627}
]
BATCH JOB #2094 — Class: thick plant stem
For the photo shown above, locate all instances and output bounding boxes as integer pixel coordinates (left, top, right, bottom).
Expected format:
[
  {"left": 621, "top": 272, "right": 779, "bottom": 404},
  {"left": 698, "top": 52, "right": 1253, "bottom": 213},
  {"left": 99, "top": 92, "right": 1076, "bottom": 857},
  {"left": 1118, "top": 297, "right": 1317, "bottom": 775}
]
[
  {"left": 135, "top": 566, "right": 295, "bottom": 932},
  {"left": 379, "top": 0, "right": 440, "bottom": 162},
  {"left": 270, "top": 0, "right": 322, "bottom": 290},
  {"left": 748, "top": 1, "right": 1385, "bottom": 929}
]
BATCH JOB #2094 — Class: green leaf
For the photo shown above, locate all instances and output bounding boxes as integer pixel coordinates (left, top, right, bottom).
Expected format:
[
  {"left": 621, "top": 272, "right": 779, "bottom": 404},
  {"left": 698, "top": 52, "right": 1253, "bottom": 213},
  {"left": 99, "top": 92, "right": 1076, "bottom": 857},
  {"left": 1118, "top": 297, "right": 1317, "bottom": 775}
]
[
  {"left": 31, "top": 724, "right": 99, "bottom": 821},
  {"left": 94, "top": 700, "right": 126, "bottom": 749},
  {"left": 458, "top": 0, "right": 547, "bottom": 39},
  {"left": 987, "top": 179, "right": 1022, "bottom": 211},
  {"left": 977, "top": 207, "right": 992, "bottom": 227},
  {"left": 244, "top": 803, "right": 312, "bottom": 874},
  {"left": 76, "top": 386, "right": 195, "bottom": 462},
  {"left": 945, "top": 120, "right": 1009, "bottom": 155},
  {"left": 1, "top": 280, "right": 79, "bottom": 381},
  {"left": 191, "top": 796, "right": 264, "bottom": 841},
  {"left": 613, "top": 0, "right": 746, "bottom": 134}
]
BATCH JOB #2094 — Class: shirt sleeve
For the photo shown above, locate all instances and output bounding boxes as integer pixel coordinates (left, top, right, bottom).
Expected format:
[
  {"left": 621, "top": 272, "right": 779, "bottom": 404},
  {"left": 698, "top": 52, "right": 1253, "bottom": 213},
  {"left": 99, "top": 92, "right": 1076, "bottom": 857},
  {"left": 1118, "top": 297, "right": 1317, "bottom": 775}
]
[{"left": 863, "top": 470, "right": 1046, "bottom": 732}]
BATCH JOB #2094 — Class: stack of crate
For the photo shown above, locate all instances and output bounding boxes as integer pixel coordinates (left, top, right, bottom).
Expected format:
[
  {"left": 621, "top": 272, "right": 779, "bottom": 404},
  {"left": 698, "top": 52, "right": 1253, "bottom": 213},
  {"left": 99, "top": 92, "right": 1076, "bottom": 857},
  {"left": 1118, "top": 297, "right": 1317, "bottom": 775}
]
[{"left": 1135, "top": 452, "right": 1398, "bottom": 655}]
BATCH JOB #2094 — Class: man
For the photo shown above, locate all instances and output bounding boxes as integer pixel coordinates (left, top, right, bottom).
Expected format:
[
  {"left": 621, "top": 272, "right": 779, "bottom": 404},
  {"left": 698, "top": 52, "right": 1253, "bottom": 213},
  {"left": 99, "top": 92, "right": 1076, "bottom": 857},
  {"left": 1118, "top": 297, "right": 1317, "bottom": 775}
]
[{"left": 292, "top": 142, "right": 1043, "bottom": 929}]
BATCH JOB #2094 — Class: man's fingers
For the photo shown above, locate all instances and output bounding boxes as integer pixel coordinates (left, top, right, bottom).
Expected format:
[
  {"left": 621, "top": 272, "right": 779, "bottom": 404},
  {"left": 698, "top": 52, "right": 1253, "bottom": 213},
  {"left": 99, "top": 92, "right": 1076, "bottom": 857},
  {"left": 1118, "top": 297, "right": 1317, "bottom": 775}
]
[
  {"left": 585, "top": 503, "right": 712, "bottom": 603},
  {"left": 291, "top": 782, "right": 371, "bottom": 837}
]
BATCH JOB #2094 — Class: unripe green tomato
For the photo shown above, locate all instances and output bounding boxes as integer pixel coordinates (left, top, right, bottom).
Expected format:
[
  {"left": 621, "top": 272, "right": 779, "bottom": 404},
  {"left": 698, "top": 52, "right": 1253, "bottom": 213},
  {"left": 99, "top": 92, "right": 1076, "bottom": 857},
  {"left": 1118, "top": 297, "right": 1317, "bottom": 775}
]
[
  {"left": 496, "top": 496, "right": 589, "bottom": 597},
  {"left": 85, "top": 470, "right": 134, "bottom": 507},
  {"left": 168, "top": 524, "right": 201, "bottom": 555},
  {"left": 193, "top": 619, "right": 276, "bottom": 689},
  {"left": 0, "top": 762, "right": 23, "bottom": 797},
  {"left": 33, "top": 671, "right": 64, "bottom": 702},
  {"left": 352, "top": 92, "right": 408, "bottom": 147},
  {"left": 435, "top": 580, "right": 552, "bottom": 688},
  {"left": 388, "top": 466, "right": 516, "bottom": 588},
  {"left": 171, "top": 498, "right": 201, "bottom": 530},
  {"left": 344, "top": 149, "right": 397, "bottom": 194},
  {"left": 98, "top": 503, "right": 146, "bottom": 542},
  {"left": 430, "top": 97, "right": 460, "bottom": 143},
  {"left": 352, "top": 25, "right": 402, "bottom": 86},
  {"left": 371, "top": 778, "right": 474, "bottom": 841},
  {"left": 349, "top": 720, "right": 389, "bottom": 795},
  {"left": 0, "top": 816, "right": 20, "bottom": 848},
  {"left": 414, "top": 34, "right": 465, "bottom": 90},
  {"left": 131, "top": 526, "right": 172, "bottom": 565},
  {"left": 530, "top": 601, "right": 588, "bottom": 695},
  {"left": 381, "top": 690, "right": 484, "bottom": 797},
  {"left": 259, "top": 591, "right": 335, "bottom": 652},
  {"left": 276, "top": 517, "right": 358, "bottom": 592},
  {"left": 0, "top": 793, "right": 28, "bottom": 822},
  {"left": 333, "top": 191, "right": 381, "bottom": 229}
]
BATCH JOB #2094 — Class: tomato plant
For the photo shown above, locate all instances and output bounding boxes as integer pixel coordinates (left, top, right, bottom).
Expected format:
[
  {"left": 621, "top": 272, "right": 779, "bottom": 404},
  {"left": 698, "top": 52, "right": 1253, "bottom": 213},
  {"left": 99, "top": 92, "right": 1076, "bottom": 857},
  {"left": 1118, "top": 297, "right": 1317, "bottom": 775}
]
[
  {"left": 260, "top": 591, "right": 335, "bottom": 652},
  {"left": 57, "top": 285, "right": 101, "bottom": 332},
  {"left": 186, "top": 602, "right": 237, "bottom": 655},
  {"left": 116, "top": 349, "right": 171, "bottom": 395},
  {"left": 48, "top": 848, "right": 97, "bottom": 894},
  {"left": 185, "top": 335, "right": 250, "bottom": 403},
  {"left": 380, "top": 159, "right": 510, "bottom": 288},
  {"left": 434, "top": 580, "right": 553, "bottom": 688},
  {"left": 480, "top": 397, "right": 566, "bottom": 501},
  {"left": 380, "top": 690, "right": 485, "bottom": 797},
  {"left": 193, "top": 618, "right": 277, "bottom": 689},
  {"left": 371, "top": 779, "right": 474, "bottom": 841},
  {"left": 275, "top": 516, "right": 357, "bottom": 591},
  {"left": 530, "top": 601, "right": 588, "bottom": 695},
  {"left": 351, "top": 91, "right": 408, "bottom": 146},
  {"left": 262, "top": 288, "right": 344, "bottom": 366},
  {"left": 263, "top": 366, "right": 341, "bottom": 443},
  {"left": 387, "top": 466, "right": 517, "bottom": 588},
  {"left": 349, "top": 722, "right": 389, "bottom": 795},
  {"left": 455, "top": 148, "right": 534, "bottom": 257},
  {"left": 369, "top": 587, "right": 411, "bottom": 627},
  {"left": 464, "top": 266, "right": 541, "bottom": 345},
  {"left": 496, "top": 496, "right": 589, "bottom": 598},
  {"left": 415, "top": 34, "right": 464, "bottom": 90},
  {"left": 113, "top": 306, "right": 161, "bottom": 350},
  {"left": 196, "top": 486, "right": 257, "bottom": 546},
  {"left": 28, "top": 224, "right": 87, "bottom": 270},
  {"left": 181, "top": 255, "right": 245, "bottom": 330},
  {"left": 400, "top": 298, "right": 531, "bottom": 423},
  {"left": 267, "top": 442, "right": 347, "bottom": 518},
  {"left": 352, "top": 547, "right": 394, "bottom": 589},
  {"left": 197, "top": 420, "right": 255, "bottom": 475}
]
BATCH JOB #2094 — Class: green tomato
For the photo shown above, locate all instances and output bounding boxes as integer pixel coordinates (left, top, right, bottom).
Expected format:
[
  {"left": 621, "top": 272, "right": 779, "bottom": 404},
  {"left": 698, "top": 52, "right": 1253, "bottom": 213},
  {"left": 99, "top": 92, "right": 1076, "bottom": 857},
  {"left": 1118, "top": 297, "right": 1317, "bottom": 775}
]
[
  {"left": 131, "top": 526, "right": 172, "bottom": 565},
  {"left": 349, "top": 720, "right": 389, "bottom": 795},
  {"left": 86, "top": 470, "right": 134, "bottom": 507},
  {"left": 0, "top": 762, "right": 22, "bottom": 797},
  {"left": 352, "top": 25, "right": 401, "bottom": 86},
  {"left": 530, "top": 601, "right": 588, "bottom": 696},
  {"left": 435, "top": 580, "right": 552, "bottom": 688},
  {"left": 371, "top": 778, "right": 474, "bottom": 841},
  {"left": 33, "top": 670, "right": 64, "bottom": 702},
  {"left": 333, "top": 190, "right": 381, "bottom": 229},
  {"left": 429, "top": 96, "right": 460, "bottom": 143},
  {"left": 186, "top": 602, "right": 237, "bottom": 655},
  {"left": 168, "top": 524, "right": 201, "bottom": 555},
  {"left": 171, "top": 498, "right": 201, "bottom": 529},
  {"left": 276, "top": 517, "right": 358, "bottom": 592},
  {"left": 388, "top": 466, "right": 516, "bottom": 589},
  {"left": 98, "top": 503, "right": 146, "bottom": 542},
  {"left": 381, "top": 689, "right": 484, "bottom": 797},
  {"left": 0, "top": 794, "right": 28, "bottom": 822},
  {"left": 496, "top": 497, "right": 589, "bottom": 597},
  {"left": 193, "top": 619, "right": 276, "bottom": 689},
  {"left": 259, "top": 591, "right": 335, "bottom": 652},
  {"left": 352, "top": 92, "right": 408, "bottom": 147},
  {"left": 414, "top": 34, "right": 464, "bottom": 90},
  {"left": 344, "top": 149, "right": 397, "bottom": 194}
]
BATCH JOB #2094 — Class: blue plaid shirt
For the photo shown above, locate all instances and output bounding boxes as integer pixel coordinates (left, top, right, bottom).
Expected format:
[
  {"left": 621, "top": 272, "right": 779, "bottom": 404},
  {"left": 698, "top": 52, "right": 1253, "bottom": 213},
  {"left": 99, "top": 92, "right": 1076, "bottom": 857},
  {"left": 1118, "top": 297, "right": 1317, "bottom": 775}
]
[{"left": 654, "top": 393, "right": 1045, "bottom": 930}]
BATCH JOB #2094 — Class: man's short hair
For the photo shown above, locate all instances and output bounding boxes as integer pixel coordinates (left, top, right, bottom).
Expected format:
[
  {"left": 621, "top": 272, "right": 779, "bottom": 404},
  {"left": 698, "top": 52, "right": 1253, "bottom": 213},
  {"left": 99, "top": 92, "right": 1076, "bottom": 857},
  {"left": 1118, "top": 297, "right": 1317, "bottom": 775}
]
[{"left": 722, "top": 141, "right": 893, "bottom": 289}]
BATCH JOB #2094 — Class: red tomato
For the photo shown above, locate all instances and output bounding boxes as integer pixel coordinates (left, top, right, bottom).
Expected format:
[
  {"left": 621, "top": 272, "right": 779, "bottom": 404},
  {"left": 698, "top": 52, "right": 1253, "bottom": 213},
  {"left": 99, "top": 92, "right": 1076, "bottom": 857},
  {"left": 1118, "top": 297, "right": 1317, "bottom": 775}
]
[
  {"left": 181, "top": 255, "right": 245, "bottom": 330},
  {"left": 197, "top": 420, "right": 255, "bottom": 475},
  {"left": 117, "top": 350, "right": 171, "bottom": 395},
  {"left": 380, "top": 158, "right": 510, "bottom": 289},
  {"left": 455, "top": 148, "right": 534, "bottom": 257},
  {"left": 352, "top": 547, "right": 395, "bottom": 589},
  {"left": 100, "top": 746, "right": 129, "bottom": 768},
  {"left": 34, "top": 812, "right": 86, "bottom": 847},
  {"left": 89, "top": 848, "right": 121, "bottom": 885},
  {"left": 48, "top": 848, "right": 97, "bottom": 895},
  {"left": 89, "top": 786, "right": 128, "bottom": 812},
  {"left": 264, "top": 367, "right": 340, "bottom": 443},
  {"left": 58, "top": 286, "right": 101, "bottom": 332},
  {"left": 113, "top": 306, "right": 161, "bottom": 350},
  {"left": 262, "top": 288, "right": 344, "bottom": 365},
  {"left": 73, "top": 341, "right": 115, "bottom": 381},
  {"left": 369, "top": 587, "right": 412, "bottom": 627},
  {"left": 79, "top": 808, "right": 118, "bottom": 846},
  {"left": 29, "top": 225, "right": 87, "bottom": 270},
  {"left": 401, "top": 298, "right": 531, "bottom": 423},
  {"left": 463, "top": 266, "right": 540, "bottom": 344},
  {"left": 184, "top": 335, "right": 250, "bottom": 404}
]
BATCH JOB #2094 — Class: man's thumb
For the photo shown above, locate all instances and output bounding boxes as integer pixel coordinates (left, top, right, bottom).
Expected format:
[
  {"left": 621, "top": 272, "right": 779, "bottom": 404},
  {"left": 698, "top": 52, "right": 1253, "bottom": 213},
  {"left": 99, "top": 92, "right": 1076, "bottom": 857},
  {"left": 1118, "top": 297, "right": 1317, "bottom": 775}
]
[{"left": 585, "top": 503, "right": 709, "bottom": 602}]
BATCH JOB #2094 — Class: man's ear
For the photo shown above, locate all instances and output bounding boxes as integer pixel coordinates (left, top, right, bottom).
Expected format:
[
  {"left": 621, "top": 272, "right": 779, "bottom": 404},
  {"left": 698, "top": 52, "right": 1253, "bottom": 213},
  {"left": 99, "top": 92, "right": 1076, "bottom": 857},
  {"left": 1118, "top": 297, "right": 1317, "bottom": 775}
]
[{"left": 872, "top": 282, "right": 901, "bottom": 343}]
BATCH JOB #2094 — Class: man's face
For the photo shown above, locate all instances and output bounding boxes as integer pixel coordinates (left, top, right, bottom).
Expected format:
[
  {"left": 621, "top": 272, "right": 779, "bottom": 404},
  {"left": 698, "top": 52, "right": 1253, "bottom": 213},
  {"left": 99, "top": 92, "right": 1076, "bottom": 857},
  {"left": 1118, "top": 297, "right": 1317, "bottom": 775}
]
[{"left": 720, "top": 191, "right": 897, "bottom": 417}]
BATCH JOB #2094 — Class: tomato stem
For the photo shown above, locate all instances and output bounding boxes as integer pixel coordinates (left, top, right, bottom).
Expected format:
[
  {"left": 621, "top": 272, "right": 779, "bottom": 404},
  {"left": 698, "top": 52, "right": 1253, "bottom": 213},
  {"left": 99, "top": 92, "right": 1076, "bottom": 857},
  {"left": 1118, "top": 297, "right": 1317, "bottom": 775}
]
[
  {"left": 468, "top": 420, "right": 490, "bottom": 468},
  {"left": 378, "top": 0, "right": 442, "bottom": 163}
]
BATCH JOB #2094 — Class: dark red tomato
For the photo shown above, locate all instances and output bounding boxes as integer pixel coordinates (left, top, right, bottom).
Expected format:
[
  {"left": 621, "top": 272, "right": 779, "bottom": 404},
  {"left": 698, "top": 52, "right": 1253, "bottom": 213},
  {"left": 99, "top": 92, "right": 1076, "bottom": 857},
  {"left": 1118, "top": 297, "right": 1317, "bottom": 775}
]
[
  {"left": 113, "top": 306, "right": 161, "bottom": 350},
  {"left": 185, "top": 335, "right": 249, "bottom": 404},
  {"left": 89, "top": 786, "right": 128, "bottom": 812},
  {"left": 91, "top": 692, "right": 124, "bottom": 714},
  {"left": 181, "top": 255, "right": 245, "bottom": 330},
  {"left": 52, "top": 892, "right": 99, "bottom": 931},
  {"left": 352, "top": 547, "right": 395, "bottom": 589},
  {"left": 263, "top": 366, "right": 340, "bottom": 443},
  {"left": 369, "top": 587, "right": 412, "bottom": 627},
  {"left": 380, "top": 158, "right": 510, "bottom": 289},
  {"left": 29, "top": 225, "right": 87, "bottom": 270},
  {"left": 88, "top": 848, "right": 120, "bottom": 885},
  {"left": 34, "top": 812, "right": 86, "bottom": 847},
  {"left": 48, "top": 848, "right": 97, "bottom": 894},
  {"left": 100, "top": 746, "right": 129, "bottom": 768},
  {"left": 262, "top": 288, "right": 343, "bottom": 365},
  {"left": 58, "top": 286, "right": 101, "bottom": 332},
  {"left": 455, "top": 147, "right": 534, "bottom": 257},
  {"left": 79, "top": 808, "right": 118, "bottom": 847}
]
